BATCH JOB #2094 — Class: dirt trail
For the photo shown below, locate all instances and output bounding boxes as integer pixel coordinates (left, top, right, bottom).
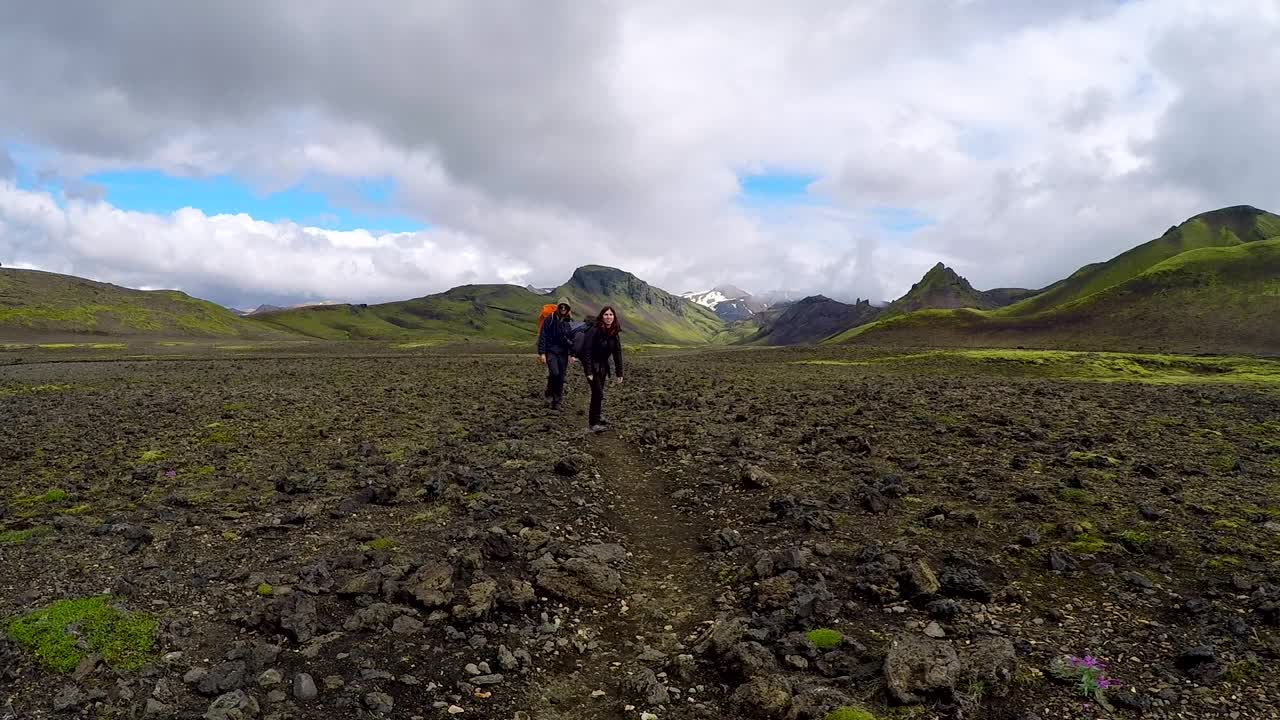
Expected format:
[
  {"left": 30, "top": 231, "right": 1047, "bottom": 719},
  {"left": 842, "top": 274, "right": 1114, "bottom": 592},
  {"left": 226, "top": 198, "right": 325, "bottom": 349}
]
[{"left": 525, "top": 431, "right": 720, "bottom": 719}]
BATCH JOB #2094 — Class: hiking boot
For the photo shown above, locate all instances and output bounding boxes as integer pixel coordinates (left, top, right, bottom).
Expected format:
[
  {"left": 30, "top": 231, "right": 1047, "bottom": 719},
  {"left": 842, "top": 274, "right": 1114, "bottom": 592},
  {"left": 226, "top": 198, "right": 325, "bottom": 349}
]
[
  {"left": 550, "top": 400, "right": 562, "bottom": 411},
  {"left": 589, "top": 424, "right": 607, "bottom": 434}
]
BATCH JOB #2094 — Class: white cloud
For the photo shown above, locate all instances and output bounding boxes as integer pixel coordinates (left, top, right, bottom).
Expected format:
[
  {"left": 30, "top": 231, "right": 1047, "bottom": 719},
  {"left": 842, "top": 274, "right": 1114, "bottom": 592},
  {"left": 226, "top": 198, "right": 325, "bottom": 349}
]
[{"left": 0, "top": 0, "right": 1278, "bottom": 305}]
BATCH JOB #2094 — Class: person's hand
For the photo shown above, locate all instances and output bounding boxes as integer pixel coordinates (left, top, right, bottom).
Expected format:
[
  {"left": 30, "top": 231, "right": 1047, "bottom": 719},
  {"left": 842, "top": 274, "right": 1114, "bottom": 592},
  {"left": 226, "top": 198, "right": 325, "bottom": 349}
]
[
  {"left": 615, "top": 376, "right": 624, "bottom": 385},
  {"left": 539, "top": 354, "right": 546, "bottom": 365},
  {"left": 586, "top": 375, "right": 594, "bottom": 381}
]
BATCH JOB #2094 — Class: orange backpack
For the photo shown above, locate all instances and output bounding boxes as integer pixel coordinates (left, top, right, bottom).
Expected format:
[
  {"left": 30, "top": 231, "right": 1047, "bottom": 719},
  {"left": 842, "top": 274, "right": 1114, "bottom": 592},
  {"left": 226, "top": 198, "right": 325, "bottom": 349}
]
[{"left": 537, "top": 303, "right": 557, "bottom": 332}]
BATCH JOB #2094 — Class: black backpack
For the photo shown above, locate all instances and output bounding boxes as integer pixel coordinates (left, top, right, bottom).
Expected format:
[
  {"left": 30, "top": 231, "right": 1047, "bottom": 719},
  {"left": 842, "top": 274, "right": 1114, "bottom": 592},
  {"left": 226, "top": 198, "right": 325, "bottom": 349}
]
[{"left": 568, "top": 321, "right": 593, "bottom": 359}]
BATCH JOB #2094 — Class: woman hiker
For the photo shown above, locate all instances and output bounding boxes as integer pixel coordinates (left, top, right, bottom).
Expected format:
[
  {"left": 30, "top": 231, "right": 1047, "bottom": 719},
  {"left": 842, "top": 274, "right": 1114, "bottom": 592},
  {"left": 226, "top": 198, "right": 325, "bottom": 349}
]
[
  {"left": 582, "top": 306, "right": 624, "bottom": 433},
  {"left": 537, "top": 297, "right": 574, "bottom": 410}
]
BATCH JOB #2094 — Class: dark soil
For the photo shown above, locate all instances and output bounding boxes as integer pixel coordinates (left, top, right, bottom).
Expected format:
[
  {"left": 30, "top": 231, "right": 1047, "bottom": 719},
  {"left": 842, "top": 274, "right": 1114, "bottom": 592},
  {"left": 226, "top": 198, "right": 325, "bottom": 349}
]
[{"left": 2, "top": 348, "right": 1279, "bottom": 720}]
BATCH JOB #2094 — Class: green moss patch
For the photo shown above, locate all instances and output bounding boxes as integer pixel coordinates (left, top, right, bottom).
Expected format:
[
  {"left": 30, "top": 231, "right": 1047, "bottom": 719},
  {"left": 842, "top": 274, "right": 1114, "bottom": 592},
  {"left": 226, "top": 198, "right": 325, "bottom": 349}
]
[
  {"left": 825, "top": 708, "right": 878, "bottom": 720},
  {"left": 6, "top": 596, "right": 157, "bottom": 673},
  {"left": 0, "top": 526, "right": 52, "bottom": 545},
  {"left": 807, "top": 628, "right": 843, "bottom": 649},
  {"left": 138, "top": 450, "right": 166, "bottom": 463},
  {"left": 1068, "top": 451, "right": 1121, "bottom": 468},
  {"left": 363, "top": 537, "right": 399, "bottom": 552},
  {"left": 1068, "top": 534, "right": 1108, "bottom": 555}
]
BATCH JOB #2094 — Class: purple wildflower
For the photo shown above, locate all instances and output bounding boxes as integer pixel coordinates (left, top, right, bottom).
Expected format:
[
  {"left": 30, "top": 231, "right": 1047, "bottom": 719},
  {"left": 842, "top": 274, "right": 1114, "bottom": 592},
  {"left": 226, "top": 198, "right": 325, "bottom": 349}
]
[
  {"left": 1096, "top": 677, "right": 1113, "bottom": 689},
  {"left": 165, "top": 469, "right": 177, "bottom": 478},
  {"left": 1071, "top": 655, "right": 1104, "bottom": 670}
]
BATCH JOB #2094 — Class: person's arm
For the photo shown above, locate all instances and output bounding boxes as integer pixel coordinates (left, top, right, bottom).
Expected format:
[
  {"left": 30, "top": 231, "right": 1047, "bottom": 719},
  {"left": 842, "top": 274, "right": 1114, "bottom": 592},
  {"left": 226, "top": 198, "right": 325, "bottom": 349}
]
[
  {"left": 612, "top": 338, "right": 624, "bottom": 380},
  {"left": 537, "top": 319, "right": 548, "bottom": 357}
]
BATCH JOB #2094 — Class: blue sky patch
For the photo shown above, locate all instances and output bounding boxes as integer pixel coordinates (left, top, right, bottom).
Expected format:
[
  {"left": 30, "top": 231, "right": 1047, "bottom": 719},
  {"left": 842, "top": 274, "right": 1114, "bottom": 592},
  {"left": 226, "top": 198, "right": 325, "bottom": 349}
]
[
  {"left": 870, "top": 207, "right": 934, "bottom": 233},
  {"left": 737, "top": 171, "right": 825, "bottom": 207},
  {"left": 81, "top": 170, "right": 425, "bottom": 233}
]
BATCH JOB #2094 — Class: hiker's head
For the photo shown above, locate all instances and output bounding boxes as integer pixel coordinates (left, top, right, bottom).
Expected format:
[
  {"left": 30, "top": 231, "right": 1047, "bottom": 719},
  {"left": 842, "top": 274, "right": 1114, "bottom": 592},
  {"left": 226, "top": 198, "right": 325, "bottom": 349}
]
[
  {"left": 596, "top": 306, "right": 620, "bottom": 335},
  {"left": 556, "top": 298, "right": 571, "bottom": 318}
]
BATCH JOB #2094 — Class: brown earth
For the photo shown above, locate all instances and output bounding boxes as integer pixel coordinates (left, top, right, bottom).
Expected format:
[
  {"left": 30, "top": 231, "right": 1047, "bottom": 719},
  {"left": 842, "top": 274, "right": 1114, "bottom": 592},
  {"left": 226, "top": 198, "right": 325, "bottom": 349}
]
[{"left": 2, "top": 346, "right": 1279, "bottom": 720}]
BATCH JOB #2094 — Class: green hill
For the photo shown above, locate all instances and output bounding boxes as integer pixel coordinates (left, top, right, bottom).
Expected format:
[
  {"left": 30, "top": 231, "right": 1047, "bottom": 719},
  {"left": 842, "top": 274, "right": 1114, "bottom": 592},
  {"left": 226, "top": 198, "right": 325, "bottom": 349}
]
[
  {"left": 883, "top": 263, "right": 1031, "bottom": 317},
  {"left": 250, "top": 284, "right": 548, "bottom": 342},
  {"left": 1003, "top": 205, "right": 1280, "bottom": 316},
  {"left": 832, "top": 235, "right": 1280, "bottom": 354},
  {"left": 553, "top": 265, "right": 725, "bottom": 344},
  {"left": 0, "top": 268, "right": 280, "bottom": 338},
  {"left": 253, "top": 265, "right": 726, "bottom": 345}
]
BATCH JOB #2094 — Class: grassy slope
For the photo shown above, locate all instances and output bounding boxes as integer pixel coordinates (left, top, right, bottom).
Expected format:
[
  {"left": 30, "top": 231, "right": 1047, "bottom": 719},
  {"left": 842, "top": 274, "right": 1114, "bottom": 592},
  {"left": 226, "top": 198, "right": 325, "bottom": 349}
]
[
  {"left": 256, "top": 267, "right": 727, "bottom": 346},
  {"left": 1003, "top": 205, "right": 1280, "bottom": 316},
  {"left": 250, "top": 285, "right": 549, "bottom": 342},
  {"left": 831, "top": 238, "right": 1280, "bottom": 353},
  {"left": 0, "top": 269, "right": 280, "bottom": 338},
  {"left": 553, "top": 265, "right": 726, "bottom": 345},
  {"left": 882, "top": 263, "right": 996, "bottom": 318}
]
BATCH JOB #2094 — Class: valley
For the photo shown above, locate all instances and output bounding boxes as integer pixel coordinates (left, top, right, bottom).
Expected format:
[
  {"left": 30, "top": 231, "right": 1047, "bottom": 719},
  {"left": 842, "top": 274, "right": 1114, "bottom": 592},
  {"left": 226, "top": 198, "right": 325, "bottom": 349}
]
[{"left": 2, "top": 344, "right": 1279, "bottom": 719}]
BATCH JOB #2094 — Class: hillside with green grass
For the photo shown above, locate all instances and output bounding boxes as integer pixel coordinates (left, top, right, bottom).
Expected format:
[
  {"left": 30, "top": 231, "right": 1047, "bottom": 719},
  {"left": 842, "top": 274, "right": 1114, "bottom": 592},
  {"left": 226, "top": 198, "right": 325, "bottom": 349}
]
[
  {"left": 0, "top": 269, "right": 282, "bottom": 339},
  {"left": 832, "top": 234, "right": 1280, "bottom": 354},
  {"left": 253, "top": 265, "right": 727, "bottom": 345},
  {"left": 882, "top": 263, "right": 1032, "bottom": 318},
  {"left": 249, "top": 284, "right": 549, "bottom": 343},
  {"left": 1004, "top": 205, "right": 1280, "bottom": 316},
  {"left": 553, "top": 265, "right": 726, "bottom": 344}
]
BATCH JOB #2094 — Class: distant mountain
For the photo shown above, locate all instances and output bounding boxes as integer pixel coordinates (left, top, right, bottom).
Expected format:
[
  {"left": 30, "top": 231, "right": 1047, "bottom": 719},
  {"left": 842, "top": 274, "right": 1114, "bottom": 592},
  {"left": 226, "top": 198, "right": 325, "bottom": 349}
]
[
  {"left": 250, "top": 265, "right": 725, "bottom": 345},
  {"left": 883, "top": 263, "right": 1033, "bottom": 317},
  {"left": 0, "top": 269, "right": 284, "bottom": 339},
  {"left": 682, "top": 284, "right": 762, "bottom": 322},
  {"left": 557, "top": 266, "right": 724, "bottom": 343},
  {"left": 525, "top": 285, "right": 554, "bottom": 295},
  {"left": 746, "top": 295, "right": 882, "bottom": 345},
  {"left": 830, "top": 206, "right": 1280, "bottom": 354}
]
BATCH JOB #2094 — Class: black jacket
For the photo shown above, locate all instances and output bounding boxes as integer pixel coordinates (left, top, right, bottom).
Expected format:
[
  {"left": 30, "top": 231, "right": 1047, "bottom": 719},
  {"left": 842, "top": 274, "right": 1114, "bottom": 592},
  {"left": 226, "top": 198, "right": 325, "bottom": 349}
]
[
  {"left": 582, "top": 326, "right": 623, "bottom": 378},
  {"left": 538, "top": 314, "right": 572, "bottom": 355}
]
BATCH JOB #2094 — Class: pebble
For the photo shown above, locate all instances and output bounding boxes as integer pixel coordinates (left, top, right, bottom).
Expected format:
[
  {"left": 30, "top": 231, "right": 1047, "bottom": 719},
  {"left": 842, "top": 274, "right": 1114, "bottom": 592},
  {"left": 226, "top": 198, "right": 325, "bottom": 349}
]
[
  {"left": 257, "top": 669, "right": 283, "bottom": 687},
  {"left": 447, "top": 705, "right": 465, "bottom": 714},
  {"left": 293, "top": 672, "right": 318, "bottom": 702},
  {"left": 924, "top": 621, "right": 947, "bottom": 638},
  {"left": 464, "top": 663, "right": 481, "bottom": 676}
]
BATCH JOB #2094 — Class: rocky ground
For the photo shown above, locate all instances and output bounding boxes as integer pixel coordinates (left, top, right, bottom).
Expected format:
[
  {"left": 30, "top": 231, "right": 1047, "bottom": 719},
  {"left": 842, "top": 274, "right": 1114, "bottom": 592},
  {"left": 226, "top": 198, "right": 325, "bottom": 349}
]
[{"left": 1, "top": 347, "right": 1279, "bottom": 719}]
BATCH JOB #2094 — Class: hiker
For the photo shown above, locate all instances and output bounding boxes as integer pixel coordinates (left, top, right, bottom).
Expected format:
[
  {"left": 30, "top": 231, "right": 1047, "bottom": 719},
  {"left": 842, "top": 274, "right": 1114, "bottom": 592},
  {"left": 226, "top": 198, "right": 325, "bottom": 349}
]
[
  {"left": 537, "top": 298, "right": 575, "bottom": 409},
  {"left": 581, "top": 306, "right": 624, "bottom": 433}
]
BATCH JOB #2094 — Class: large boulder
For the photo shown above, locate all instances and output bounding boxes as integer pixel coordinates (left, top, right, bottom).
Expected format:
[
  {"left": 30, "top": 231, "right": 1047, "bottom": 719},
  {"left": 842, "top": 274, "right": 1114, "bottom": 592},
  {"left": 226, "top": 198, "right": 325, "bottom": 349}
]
[{"left": 883, "top": 634, "right": 961, "bottom": 705}]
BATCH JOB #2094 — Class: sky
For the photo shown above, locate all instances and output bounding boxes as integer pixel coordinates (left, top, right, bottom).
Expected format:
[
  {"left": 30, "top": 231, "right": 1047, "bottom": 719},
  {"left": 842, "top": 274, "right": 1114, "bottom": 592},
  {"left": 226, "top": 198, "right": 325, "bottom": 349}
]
[{"left": 1, "top": 0, "right": 1278, "bottom": 308}]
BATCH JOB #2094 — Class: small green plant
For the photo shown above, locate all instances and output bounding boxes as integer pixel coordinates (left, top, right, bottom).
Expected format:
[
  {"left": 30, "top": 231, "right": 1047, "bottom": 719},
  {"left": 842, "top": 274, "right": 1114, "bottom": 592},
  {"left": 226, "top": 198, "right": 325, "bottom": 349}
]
[
  {"left": 61, "top": 504, "right": 93, "bottom": 516},
  {"left": 16, "top": 489, "right": 68, "bottom": 506},
  {"left": 6, "top": 596, "right": 156, "bottom": 672},
  {"left": 255, "top": 583, "right": 274, "bottom": 597},
  {"left": 1224, "top": 658, "right": 1262, "bottom": 682},
  {"left": 1048, "top": 655, "right": 1115, "bottom": 711},
  {"left": 825, "top": 708, "right": 877, "bottom": 720},
  {"left": 1213, "top": 518, "right": 1246, "bottom": 529},
  {"left": 807, "top": 628, "right": 843, "bottom": 649},
  {"left": 138, "top": 450, "right": 166, "bottom": 463},
  {"left": 364, "top": 537, "right": 398, "bottom": 552}
]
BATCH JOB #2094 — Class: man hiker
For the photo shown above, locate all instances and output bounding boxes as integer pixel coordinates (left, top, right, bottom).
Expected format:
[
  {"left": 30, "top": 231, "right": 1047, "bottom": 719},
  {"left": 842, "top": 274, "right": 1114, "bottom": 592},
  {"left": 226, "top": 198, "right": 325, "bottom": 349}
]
[{"left": 537, "top": 297, "right": 575, "bottom": 409}]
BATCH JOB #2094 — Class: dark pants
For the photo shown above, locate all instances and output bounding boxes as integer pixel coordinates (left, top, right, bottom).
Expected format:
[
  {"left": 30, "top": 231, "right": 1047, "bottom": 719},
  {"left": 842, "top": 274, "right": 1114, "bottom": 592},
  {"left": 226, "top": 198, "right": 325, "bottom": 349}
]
[
  {"left": 588, "top": 371, "right": 607, "bottom": 426},
  {"left": 544, "top": 352, "right": 568, "bottom": 406}
]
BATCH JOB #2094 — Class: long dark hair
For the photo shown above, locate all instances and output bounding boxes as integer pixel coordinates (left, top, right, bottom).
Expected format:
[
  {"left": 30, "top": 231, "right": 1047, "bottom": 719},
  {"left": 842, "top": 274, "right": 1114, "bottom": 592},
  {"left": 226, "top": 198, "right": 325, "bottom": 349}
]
[{"left": 595, "top": 306, "right": 621, "bottom": 337}]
